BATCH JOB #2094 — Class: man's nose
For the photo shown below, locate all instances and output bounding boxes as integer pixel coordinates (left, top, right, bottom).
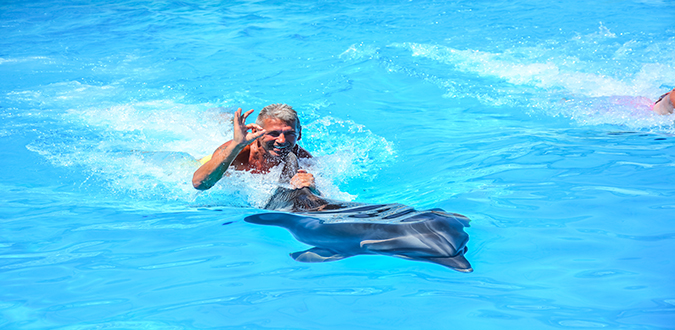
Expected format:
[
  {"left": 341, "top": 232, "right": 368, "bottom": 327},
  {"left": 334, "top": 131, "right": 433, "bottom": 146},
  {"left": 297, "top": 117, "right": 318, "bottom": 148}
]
[{"left": 276, "top": 133, "right": 286, "bottom": 144}]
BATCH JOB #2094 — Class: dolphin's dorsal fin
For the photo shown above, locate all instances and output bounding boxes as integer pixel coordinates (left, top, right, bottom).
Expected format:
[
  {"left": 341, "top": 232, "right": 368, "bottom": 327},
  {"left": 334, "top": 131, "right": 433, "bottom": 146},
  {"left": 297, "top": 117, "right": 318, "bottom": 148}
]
[
  {"left": 290, "top": 247, "right": 349, "bottom": 262},
  {"left": 264, "top": 152, "right": 330, "bottom": 211},
  {"left": 279, "top": 152, "right": 299, "bottom": 184},
  {"left": 264, "top": 152, "right": 300, "bottom": 210}
]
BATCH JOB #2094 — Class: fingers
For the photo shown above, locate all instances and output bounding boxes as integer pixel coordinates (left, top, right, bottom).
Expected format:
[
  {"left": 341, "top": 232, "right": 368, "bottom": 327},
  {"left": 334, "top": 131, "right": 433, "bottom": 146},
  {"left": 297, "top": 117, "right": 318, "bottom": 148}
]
[
  {"left": 242, "top": 109, "right": 255, "bottom": 121},
  {"left": 233, "top": 108, "right": 243, "bottom": 127},
  {"left": 249, "top": 129, "right": 267, "bottom": 140},
  {"left": 235, "top": 108, "right": 255, "bottom": 123},
  {"left": 234, "top": 108, "right": 258, "bottom": 134},
  {"left": 247, "top": 123, "right": 264, "bottom": 131},
  {"left": 244, "top": 123, "right": 265, "bottom": 139},
  {"left": 290, "top": 171, "right": 315, "bottom": 189}
]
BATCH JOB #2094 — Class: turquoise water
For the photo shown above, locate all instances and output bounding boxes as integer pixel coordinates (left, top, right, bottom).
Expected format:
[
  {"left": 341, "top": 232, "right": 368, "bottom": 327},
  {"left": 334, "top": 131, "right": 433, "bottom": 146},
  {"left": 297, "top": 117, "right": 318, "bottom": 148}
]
[{"left": 2, "top": 0, "right": 675, "bottom": 329}]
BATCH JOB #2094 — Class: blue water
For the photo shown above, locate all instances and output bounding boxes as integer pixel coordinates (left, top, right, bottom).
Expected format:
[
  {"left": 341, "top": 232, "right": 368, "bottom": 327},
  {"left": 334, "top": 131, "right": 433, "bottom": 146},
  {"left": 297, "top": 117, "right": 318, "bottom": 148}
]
[{"left": 2, "top": 0, "right": 675, "bottom": 329}]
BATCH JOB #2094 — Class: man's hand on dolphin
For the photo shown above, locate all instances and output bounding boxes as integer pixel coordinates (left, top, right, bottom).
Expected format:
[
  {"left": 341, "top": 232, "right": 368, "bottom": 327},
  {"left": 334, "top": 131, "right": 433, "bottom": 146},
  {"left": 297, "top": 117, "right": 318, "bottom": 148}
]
[
  {"left": 290, "top": 169, "right": 316, "bottom": 191},
  {"left": 233, "top": 108, "right": 266, "bottom": 147}
]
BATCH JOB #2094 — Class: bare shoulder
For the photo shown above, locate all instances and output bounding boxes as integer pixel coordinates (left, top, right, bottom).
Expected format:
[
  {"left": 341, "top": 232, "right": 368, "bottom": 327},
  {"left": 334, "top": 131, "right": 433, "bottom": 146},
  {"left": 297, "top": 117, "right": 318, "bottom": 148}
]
[
  {"left": 233, "top": 144, "right": 252, "bottom": 168},
  {"left": 295, "top": 145, "right": 313, "bottom": 159}
]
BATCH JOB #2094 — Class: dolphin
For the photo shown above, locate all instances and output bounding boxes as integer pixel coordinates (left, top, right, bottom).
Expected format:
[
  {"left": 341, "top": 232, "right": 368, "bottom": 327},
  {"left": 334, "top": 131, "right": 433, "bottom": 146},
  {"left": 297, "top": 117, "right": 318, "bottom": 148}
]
[{"left": 245, "top": 152, "right": 473, "bottom": 272}]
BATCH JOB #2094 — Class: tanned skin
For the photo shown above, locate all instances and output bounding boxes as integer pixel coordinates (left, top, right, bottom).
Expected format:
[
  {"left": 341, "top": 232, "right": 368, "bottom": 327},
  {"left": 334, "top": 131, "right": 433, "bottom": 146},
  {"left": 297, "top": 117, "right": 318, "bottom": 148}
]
[
  {"left": 653, "top": 88, "right": 675, "bottom": 115},
  {"left": 192, "top": 108, "right": 316, "bottom": 191}
]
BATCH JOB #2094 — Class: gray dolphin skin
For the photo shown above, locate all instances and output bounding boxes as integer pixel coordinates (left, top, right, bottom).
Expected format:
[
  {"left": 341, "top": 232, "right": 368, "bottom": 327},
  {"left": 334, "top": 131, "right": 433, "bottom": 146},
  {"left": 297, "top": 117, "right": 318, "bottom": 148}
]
[{"left": 244, "top": 153, "right": 473, "bottom": 272}]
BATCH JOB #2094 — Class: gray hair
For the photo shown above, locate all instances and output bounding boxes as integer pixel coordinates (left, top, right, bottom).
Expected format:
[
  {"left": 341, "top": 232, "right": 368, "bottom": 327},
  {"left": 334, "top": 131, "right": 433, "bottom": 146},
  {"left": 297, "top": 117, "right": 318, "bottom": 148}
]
[{"left": 256, "top": 103, "right": 301, "bottom": 130}]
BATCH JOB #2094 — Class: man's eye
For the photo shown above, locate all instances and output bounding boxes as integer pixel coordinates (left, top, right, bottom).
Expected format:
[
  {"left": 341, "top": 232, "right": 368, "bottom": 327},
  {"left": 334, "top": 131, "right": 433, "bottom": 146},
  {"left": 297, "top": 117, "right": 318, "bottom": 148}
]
[{"left": 267, "top": 132, "right": 280, "bottom": 137}]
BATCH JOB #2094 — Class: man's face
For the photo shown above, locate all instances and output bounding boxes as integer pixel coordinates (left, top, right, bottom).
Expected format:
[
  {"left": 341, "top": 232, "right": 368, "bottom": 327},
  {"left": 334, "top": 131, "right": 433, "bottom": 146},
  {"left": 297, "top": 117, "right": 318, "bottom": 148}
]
[{"left": 257, "top": 118, "right": 300, "bottom": 158}]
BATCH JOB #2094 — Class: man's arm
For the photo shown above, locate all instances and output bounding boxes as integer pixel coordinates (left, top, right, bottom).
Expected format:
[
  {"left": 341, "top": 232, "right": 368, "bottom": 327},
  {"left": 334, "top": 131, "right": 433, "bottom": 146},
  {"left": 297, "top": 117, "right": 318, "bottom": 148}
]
[
  {"left": 192, "top": 108, "right": 265, "bottom": 190},
  {"left": 192, "top": 141, "right": 243, "bottom": 190}
]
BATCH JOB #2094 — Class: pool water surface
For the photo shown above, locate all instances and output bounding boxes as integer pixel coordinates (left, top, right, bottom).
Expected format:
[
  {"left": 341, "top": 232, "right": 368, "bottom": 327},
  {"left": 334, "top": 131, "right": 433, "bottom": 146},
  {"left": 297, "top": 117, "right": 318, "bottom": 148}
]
[{"left": 1, "top": 0, "right": 674, "bottom": 329}]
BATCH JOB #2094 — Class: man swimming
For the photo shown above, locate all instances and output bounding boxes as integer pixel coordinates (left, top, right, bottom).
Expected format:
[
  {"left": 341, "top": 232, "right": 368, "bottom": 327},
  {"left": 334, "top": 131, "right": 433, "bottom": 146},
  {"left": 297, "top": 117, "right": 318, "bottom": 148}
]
[
  {"left": 652, "top": 88, "right": 675, "bottom": 115},
  {"left": 192, "top": 103, "right": 317, "bottom": 192}
]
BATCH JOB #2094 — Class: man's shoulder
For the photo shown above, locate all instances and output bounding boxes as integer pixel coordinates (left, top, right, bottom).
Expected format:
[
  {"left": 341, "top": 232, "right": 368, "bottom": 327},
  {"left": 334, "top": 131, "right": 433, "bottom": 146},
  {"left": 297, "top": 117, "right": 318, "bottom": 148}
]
[{"left": 295, "top": 145, "right": 312, "bottom": 158}]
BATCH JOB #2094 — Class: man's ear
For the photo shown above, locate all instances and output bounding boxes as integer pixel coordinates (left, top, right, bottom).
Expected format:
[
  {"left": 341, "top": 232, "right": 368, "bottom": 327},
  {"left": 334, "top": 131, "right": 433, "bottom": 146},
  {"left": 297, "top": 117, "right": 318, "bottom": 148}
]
[{"left": 297, "top": 128, "right": 302, "bottom": 141}]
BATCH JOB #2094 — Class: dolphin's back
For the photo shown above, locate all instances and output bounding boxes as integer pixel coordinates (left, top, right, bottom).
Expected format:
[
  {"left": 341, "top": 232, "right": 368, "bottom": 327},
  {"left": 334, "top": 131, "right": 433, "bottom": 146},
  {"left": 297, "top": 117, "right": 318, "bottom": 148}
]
[
  {"left": 245, "top": 151, "right": 472, "bottom": 272},
  {"left": 244, "top": 203, "right": 473, "bottom": 272}
]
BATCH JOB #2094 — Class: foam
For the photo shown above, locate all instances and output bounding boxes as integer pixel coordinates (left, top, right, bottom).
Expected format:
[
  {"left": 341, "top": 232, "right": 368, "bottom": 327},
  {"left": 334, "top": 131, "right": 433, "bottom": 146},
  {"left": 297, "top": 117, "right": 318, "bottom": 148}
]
[
  {"left": 21, "top": 86, "right": 393, "bottom": 209},
  {"left": 383, "top": 25, "right": 675, "bottom": 132}
]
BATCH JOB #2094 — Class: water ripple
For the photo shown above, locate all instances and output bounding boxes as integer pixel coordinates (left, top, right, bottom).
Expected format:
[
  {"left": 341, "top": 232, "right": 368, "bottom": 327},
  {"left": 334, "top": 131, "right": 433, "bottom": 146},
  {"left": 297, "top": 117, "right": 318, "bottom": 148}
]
[
  {"left": 46, "top": 299, "right": 129, "bottom": 312},
  {"left": 0, "top": 241, "right": 105, "bottom": 270},
  {"left": 573, "top": 269, "right": 636, "bottom": 278},
  {"left": 558, "top": 320, "right": 608, "bottom": 328},
  {"left": 137, "top": 256, "right": 220, "bottom": 270}
]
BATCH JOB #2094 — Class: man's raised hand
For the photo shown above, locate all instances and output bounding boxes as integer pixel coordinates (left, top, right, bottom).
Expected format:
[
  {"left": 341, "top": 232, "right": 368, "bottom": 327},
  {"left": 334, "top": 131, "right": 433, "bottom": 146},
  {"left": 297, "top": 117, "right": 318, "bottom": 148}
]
[{"left": 233, "top": 108, "right": 266, "bottom": 147}]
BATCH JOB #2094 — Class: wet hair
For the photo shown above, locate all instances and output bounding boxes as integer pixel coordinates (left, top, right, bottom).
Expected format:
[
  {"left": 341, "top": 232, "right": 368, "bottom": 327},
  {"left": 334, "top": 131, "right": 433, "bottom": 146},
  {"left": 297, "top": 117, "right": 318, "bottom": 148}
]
[{"left": 256, "top": 103, "right": 301, "bottom": 130}]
